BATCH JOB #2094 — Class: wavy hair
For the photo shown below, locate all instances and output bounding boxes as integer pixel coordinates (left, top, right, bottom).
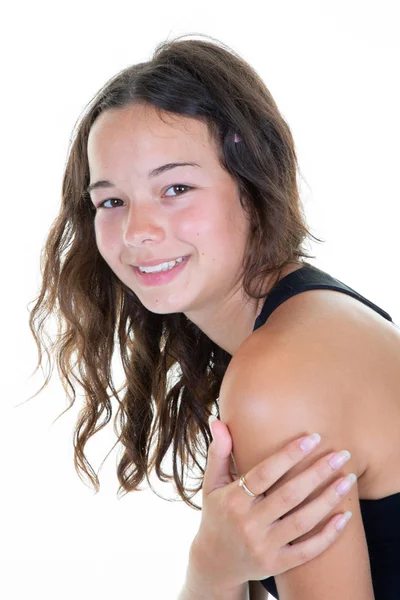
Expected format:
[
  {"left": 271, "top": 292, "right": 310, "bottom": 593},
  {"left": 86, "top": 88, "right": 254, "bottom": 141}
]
[{"left": 28, "top": 33, "right": 322, "bottom": 510}]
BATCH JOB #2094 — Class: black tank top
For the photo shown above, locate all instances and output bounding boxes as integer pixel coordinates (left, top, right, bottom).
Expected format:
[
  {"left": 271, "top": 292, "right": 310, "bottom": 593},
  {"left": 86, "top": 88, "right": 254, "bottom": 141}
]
[{"left": 252, "top": 262, "right": 400, "bottom": 600}]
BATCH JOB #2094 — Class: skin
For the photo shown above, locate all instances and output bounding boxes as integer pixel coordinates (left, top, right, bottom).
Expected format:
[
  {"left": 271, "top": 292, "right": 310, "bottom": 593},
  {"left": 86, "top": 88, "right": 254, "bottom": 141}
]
[{"left": 87, "top": 102, "right": 302, "bottom": 356}]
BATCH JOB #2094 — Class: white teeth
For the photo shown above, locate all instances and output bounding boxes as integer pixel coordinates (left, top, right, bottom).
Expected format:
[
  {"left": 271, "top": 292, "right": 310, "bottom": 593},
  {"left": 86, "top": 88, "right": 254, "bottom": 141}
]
[{"left": 139, "top": 256, "right": 185, "bottom": 273}]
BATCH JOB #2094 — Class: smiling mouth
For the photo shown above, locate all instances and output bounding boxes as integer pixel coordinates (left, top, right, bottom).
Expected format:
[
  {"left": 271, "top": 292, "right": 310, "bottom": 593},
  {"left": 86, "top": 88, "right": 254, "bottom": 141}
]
[
  {"left": 132, "top": 255, "right": 190, "bottom": 284},
  {"left": 137, "top": 256, "right": 188, "bottom": 273},
  {"left": 135, "top": 255, "right": 189, "bottom": 268}
]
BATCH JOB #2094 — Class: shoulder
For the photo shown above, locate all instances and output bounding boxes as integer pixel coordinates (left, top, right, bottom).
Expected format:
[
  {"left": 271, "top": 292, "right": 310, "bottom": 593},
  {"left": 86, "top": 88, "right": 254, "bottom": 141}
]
[
  {"left": 219, "top": 290, "right": 375, "bottom": 476},
  {"left": 223, "top": 284, "right": 385, "bottom": 403}
]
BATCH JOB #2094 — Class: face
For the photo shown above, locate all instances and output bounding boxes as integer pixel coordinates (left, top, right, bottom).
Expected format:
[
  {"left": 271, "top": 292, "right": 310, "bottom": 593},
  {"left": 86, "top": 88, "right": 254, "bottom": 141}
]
[{"left": 87, "top": 103, "right": 251, "bottom": 320}]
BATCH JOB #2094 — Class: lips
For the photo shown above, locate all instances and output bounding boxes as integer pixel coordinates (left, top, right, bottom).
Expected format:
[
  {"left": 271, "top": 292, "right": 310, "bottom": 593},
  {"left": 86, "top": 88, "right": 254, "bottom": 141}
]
[
  {"left": 138, "top": 256, "right": 186, "bottom": 273},
  {"left": 135, "top": 255, "right": 188, "bottom": 267},
  {"left": 133, "top": 254, "right": 190, "bottom": 286}
]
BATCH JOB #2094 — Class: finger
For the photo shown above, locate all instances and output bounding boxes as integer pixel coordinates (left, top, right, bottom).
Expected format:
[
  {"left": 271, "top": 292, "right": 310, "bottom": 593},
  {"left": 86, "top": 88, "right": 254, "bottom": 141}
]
[
  {"left": 202, "top": 417, "right": 234, "bottom": 495},
  {"left": 273, "top": 472, "right": 357, "bottom": 547},
  {"left": 253, "top": 449, "right": 352, "bottom": 524},
  {"left": 237, "top": 433, "right": 322, "bottom": 499},
  {"left": 276, "top": 510, "right": 353, "bottom": 573}
]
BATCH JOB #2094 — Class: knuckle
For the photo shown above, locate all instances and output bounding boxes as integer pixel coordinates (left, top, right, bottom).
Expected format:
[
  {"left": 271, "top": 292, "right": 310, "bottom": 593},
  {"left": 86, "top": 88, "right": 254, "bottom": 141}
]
[
  {"left": 291, "top": 511, "right": 307, "bottom": 534},
  {"left": 249, "top": 536, "right": 265, "bottom": 563},
  {"left": 326, "top": 528, "right": 337, "bottom": 545},
  {"left": 238, "top": 515, "right": 253, "bottom": 540},
  {"left": 280, "top": 483, "right": 301, "bottom": 507},
  {"left": 256, "top": 460, "right": 271, "bottom": 483},
  {"left": 223, "top": 491, "right": 241, "bottom": 517},
  {"left": 297, "top": 545, "right": 311, "bottom": 563},
  {"left": 241, "top": 519, "right": 267, "bottom": 560},
  {"left": 240, "top": 519, "right": 262, "bottom": 556},
  {"left": 256, "top": 540, "right": 277, "bottom": 573},
  {"left": 328, "top": 488, "right": 341, "bottom": 508},
  {"left": 286, "top": 440, "right": 303, "bottom": 462},
  {"left": 315, "top": 460, "right": 330, "bottom": 483}
]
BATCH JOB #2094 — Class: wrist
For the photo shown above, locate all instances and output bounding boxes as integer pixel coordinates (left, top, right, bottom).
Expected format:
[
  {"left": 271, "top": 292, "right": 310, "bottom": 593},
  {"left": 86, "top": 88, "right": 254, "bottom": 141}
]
[
  {"left": 180, "top": 578, "right": 249, "bottom": 600},
  {"left": 183, "top": 543, "right": 249, "bottom": 600}
]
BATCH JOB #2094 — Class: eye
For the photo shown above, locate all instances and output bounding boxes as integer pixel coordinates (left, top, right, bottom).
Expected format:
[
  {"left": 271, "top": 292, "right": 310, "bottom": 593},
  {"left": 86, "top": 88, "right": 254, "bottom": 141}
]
[
  {"left": 95, "top": 185, "right": 192, "bottom": 210},
  {"left": 97, "top": 198, "right": 124, "bottom": 209},
  {"left": 164, "top": 184, "right": 192, "bottom": 197}
]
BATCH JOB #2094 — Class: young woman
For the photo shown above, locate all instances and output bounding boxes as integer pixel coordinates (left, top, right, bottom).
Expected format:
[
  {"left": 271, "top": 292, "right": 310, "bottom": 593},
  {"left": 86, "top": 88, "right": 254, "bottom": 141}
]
[{"left": 29, "top": 34, "right": 400, "bottom": 599}]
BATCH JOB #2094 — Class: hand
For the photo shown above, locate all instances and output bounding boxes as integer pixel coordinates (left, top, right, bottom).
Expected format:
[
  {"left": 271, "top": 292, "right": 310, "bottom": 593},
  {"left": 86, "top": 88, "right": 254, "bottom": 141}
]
[{"left": 189, "top": 417, "right": 354, "bottom": 593}]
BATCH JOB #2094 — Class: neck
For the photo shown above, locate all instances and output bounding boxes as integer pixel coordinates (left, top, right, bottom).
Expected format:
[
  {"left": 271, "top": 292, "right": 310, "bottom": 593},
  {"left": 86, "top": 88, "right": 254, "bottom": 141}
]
[{"left": 184, "top": 261, "right": 304, "bottom": 355}]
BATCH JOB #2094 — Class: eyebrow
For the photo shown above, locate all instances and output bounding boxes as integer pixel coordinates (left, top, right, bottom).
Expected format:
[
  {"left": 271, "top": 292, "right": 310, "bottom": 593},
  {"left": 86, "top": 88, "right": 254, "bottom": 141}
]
[{"left": 86, "top": 162, "right": 201, "bottom": 195}]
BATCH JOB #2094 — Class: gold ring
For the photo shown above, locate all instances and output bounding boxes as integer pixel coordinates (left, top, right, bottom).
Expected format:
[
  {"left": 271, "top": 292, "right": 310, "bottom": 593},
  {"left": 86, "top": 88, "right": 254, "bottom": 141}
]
[{"left": 239, "top": 474, "right": 257, "bottom": 497}]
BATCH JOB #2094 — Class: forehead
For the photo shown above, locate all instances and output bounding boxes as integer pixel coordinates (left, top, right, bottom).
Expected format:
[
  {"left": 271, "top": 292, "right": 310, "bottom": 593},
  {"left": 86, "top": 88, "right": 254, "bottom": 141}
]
[{"left": 87, "top": 103, "right": 215, "bottom": 161}]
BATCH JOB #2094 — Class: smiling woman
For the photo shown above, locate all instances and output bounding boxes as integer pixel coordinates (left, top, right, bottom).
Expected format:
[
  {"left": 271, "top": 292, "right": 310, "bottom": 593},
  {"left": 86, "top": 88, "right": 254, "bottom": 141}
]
[
  {"left": 27, "top": 33, "right": 400, "bottom": 600},
  {"left": 86, "top": 100, "right": 261, "bottom": 328}
]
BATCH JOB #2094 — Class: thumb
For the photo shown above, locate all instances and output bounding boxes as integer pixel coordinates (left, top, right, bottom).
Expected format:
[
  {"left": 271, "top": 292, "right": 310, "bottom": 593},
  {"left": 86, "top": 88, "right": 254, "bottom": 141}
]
[{"left": 202, "top": 415, "right": 234, "bottom": 495}]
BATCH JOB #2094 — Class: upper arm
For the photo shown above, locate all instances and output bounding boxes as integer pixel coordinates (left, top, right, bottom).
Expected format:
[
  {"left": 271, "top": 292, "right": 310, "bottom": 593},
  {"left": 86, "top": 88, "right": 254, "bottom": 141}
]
[{"left": 218, "top": 330, "right": 375, "bottom": 600}]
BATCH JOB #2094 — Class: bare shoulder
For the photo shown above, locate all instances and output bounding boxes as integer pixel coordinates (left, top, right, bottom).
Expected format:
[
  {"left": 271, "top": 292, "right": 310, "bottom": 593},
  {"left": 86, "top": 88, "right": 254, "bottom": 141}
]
[
  {"left": 220, "top": 290, "right": 382, "bottom": 462},
  {"left": 220, "top": 286, "right": 400, "bottom": 496},
  {"left": 226, "top": 284, "right": 398, "bottom": 397},
  {"left": 219, "top": 290, "right": 367, "bottom": 474}
]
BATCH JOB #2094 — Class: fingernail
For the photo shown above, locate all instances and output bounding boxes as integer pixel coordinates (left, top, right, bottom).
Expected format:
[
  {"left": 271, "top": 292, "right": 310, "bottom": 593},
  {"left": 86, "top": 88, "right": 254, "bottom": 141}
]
[
  {"left": 329, "top": 450, "right": 351, "bottom": 470},
  {"left": 336, "top": 473, "right": 357, "bottom": 495},
  {"left": 335, "top": 511, "right": 353, "bottom": 531},
  {"left": 299, "top": 433, "right": 321, "bottom": 453}
]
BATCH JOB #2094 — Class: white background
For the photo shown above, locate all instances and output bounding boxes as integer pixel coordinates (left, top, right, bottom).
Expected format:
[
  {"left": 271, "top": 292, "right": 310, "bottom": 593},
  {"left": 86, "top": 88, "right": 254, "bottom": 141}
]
[{"left": 2, "top": 1, "right": 399, "bottom": 598}]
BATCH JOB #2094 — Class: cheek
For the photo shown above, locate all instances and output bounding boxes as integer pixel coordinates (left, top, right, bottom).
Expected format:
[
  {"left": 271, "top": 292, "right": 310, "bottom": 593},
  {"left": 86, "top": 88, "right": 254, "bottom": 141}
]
[
  {"left": 177, "top": 202, "right": 248, "bottom": 267},
  {"left": 178, "top": 205, "right": 223, "bottom": 239},
  {"left": 94, "top": 219, "right": 119, "bottom": 262},
  {"left": 179, "top": 218, "right": 213, "bottom": 239}
]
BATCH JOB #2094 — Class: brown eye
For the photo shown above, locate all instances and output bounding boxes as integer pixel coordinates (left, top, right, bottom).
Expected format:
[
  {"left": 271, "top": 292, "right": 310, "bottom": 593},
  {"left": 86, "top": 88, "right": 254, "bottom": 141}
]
[
  {"left": 164, "top": 185, "right": 192, "bottom": 197},
  {"left": 97, "top": 198, "right": 124, "bottom": 209}
]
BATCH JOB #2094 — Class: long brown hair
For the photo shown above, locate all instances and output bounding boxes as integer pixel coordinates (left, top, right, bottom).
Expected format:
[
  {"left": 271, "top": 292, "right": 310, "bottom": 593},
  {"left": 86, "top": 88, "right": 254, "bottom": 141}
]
[{"left": 28, "top": 33, "right": 323, "bottom": 510}]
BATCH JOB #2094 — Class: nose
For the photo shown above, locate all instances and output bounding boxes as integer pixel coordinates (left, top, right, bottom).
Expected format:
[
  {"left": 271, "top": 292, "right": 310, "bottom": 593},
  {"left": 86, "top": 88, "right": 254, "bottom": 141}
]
[{"left": 123, "top": 204, "right": 166, "bottom": 247}]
